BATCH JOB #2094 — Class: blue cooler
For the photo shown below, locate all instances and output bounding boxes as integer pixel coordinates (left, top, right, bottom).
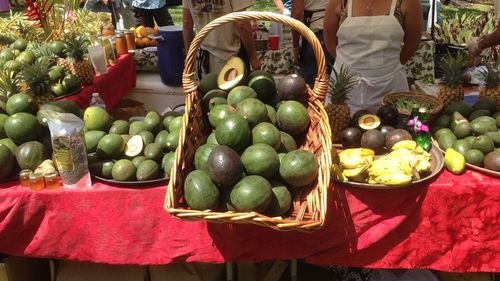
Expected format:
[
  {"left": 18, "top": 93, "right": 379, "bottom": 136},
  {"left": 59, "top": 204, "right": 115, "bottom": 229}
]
[{"left": 153, "top": 26, "right": 184, "bottom": 86}]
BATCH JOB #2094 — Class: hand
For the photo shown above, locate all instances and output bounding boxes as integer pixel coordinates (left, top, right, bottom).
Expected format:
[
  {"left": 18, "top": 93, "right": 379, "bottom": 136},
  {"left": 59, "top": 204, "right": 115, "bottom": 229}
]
[
  {"left": 293, "top": 46, "right": 301, "bottom": 66},
  {"left": 467, "top": 37, "right": 482, "bottom": 57},
  {"left": 250, "top": 57, "right": 261, "bottom": 70}
]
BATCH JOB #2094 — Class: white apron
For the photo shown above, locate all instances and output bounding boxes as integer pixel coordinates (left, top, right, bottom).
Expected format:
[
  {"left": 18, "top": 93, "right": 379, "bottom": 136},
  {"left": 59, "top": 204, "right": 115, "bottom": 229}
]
[{"left": 331, "top": 0, "right": 409, "bottom": 114}]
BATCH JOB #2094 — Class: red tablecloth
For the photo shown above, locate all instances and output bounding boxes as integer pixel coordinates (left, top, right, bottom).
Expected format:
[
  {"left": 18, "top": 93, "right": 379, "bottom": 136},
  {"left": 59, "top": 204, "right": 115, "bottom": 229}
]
[
  {"left": 56, "top": 54, "right": 136, "bottom": 111},
  {"left": 0, "top": 170, "right": 498, "bottom": 272}
]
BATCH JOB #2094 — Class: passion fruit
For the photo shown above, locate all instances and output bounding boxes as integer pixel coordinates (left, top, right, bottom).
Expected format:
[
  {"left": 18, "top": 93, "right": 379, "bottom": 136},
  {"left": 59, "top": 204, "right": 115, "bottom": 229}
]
[
  {"left": 341, "top": 127, "right": 362, "bottom": 148},
  {"left": 377, "top": 104, "right": 399, "bottom": 126},
  {"left": 360, "top": 129, "right": 385, "bottom": 153}
]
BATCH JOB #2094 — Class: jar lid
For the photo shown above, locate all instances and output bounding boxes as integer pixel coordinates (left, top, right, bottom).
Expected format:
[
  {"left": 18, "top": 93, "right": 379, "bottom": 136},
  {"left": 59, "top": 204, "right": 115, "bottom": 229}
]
[
  {"left": 29, "top": 172, "right": 43, "bottom": 179},
  {"left": 44, "top": 172, "right": 59, "bottom": 179},
  {"left": 124, "top": 30, "right": 134, "bottom": 34},
  {"left": 19, "top": 169, "right": 32, "bottom": 176}
]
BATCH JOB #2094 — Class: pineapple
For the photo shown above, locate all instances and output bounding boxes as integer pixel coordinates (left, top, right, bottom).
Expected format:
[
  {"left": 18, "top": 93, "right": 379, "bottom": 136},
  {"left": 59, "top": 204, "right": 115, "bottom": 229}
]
[
  {"left": 19, "top": 60, "right": 52, "bottom": 105},
  {"left": 30, "top": 42, "right": 58, "bottom": 66},
  {"left": 325, "top": 65, "right": 357, "bottom": 142},
  {"left": 0, "top": 70, "right": 21, "bottom": 99},
  {"left": 479, "top": 63, "right": 500, "bottom": 111},
  {"left": 438, "top": 52, "right": 465, "bottom": 106},
  {"left": 57, "top": 35, "right": 94, "bottom": 86}
]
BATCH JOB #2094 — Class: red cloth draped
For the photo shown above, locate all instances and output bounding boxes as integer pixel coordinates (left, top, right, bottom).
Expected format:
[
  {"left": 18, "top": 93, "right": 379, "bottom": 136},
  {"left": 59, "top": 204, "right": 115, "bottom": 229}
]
[
  {"left": 0, "top": 170, "right": 498, "bottom": 272},
  {"left": 55, "top": 54, "right": 136, "bottom": 111}
]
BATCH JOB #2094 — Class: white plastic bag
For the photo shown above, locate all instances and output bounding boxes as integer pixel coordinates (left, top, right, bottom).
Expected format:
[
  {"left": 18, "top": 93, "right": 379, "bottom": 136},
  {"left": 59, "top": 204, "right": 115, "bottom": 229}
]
[{"left": 45, "top": 111, "right": 92, "bottom": 189}]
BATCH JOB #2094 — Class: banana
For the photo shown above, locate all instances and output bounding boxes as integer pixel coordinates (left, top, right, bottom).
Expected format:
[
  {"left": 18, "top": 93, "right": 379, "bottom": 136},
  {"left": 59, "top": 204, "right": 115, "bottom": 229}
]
[
  {"left": 349, "top": 171, "right": 369, "bottom": 183},
  {"left": 415, "top": 159, "right": 431, "bottom": 173},
  {"left": 373, "top": 173, "right": 413, "bottom": 185},
  {"left": 338, "top": 148, "right": 374, "bottom": 169},
  {"left": 343, "top": 162, "right": 370, "bottom": 178},
  {"left": 332, "top": 162, "right": 347, "bottom": 182},
  {"left": 391, "top": 140, "right": 417, "bottom": 151}
]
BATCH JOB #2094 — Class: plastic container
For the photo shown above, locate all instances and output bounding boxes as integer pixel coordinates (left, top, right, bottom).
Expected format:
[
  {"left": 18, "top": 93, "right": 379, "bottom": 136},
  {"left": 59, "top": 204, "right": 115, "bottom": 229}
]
[
  {"left": 88, "top": 45, "right": 108, "bottom": 75},
  {"left": 154, "top": 26, "right": 184, "bottom": 86},
  {"left": 90, "top": 93, "right": 106, "bottom": 110}
]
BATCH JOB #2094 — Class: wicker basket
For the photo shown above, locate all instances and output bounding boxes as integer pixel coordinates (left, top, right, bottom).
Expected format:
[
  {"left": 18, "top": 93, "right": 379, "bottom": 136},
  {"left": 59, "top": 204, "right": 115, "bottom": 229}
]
[
  {"left": 381, "top": 92, "right": 443, "bottom": 121},
  {"left": 165, "top": 11, "right": 332, "bottom": 232}
]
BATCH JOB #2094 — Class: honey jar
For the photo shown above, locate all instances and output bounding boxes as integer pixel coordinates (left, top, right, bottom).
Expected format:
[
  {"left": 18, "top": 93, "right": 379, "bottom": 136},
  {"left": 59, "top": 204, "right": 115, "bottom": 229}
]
[
  {"left": 124, "top": 30, "right": 136, "bottom": 51},
  {"left": 115, "top": 32, "right": 128, "bottom": 56},
  {"left": 19, "top": 169, "right": 31, "bottom": 188},
  {"left": 44, "top": 172, "right": 61, "bottom": 190},
  {"left": 29, "top": 172, "right": 45, "bottom": 191}
]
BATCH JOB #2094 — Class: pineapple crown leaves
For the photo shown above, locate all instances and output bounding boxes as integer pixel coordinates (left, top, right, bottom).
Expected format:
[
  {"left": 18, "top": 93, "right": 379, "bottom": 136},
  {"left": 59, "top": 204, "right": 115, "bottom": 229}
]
[
  {"left": 328, "top": 64, "right": 357, "bottom": 103},
  {"left": 19, "top": 60, "right": 52, "bottom": 95},
  {"left": 63, "top": 35, "right": 90, "bottom": 62},
  {"left": 439, "top": 51, "right": 465, "bottom": 87},
  {"left": 480, "top": 63, "right": 500, "bottom": 88},
  {"left": 29, "top": 41, "right": 57, "bottom": 59},
  {"left": 0, "top": 70, "right": 21, "bottom": 98}
]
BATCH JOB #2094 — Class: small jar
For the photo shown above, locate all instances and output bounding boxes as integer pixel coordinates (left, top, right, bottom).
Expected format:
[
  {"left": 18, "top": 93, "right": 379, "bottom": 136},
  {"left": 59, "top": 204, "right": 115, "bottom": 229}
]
[
  {"left": 124, "top": 30, "right": 136, "bottom": 51},
  {"left": 44, "top": 172, "right": 61, "bottom": 190},
  {"left": 19, "top": 169, "right": 32, "bottom": 188},
  {"left": 102, "top": 24, "right": 115, "bottom": 36},
  {"left": 29, "top": 172, "right": 45, "bottom": 191},
  {"left": 114, "top": 32, "right": 128, "bottom": 56}
]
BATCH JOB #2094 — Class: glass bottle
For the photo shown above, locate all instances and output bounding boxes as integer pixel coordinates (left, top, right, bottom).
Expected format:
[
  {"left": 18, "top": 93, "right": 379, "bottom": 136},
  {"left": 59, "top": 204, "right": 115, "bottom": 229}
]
[
  {"left": 407, "top": 103, "right": 420, "bottom": 137},
  {"left": 415, "top": 107, "right": 432, "bottom": 151},
  {"left": 19, "top": 169, "right": 32, "bottom": 188},
  {"left": 90, "top": 92, "right": 106, "bottom": 110},
  {"left": 29, "top": 172, "right": 45, "bottom": 191},
  {"left": 101, "top": 24, "right": 115, "bottom": 36},
  {"left": 44, "top": 172, "right": 61, "bottom": 189},
  {"left": 114, "top": 32, "right": 128, "bottom": 56}
]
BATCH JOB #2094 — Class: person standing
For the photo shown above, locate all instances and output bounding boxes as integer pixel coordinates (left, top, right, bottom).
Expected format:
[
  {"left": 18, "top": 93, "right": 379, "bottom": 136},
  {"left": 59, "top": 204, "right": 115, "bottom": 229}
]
[
  {"left": 291, "top": 0, "right": 334, "bottom": 86},
  {"left": 323, "top": 0, "right": 422, "bottom": 113},
  {"left": 183, "top": 0, "right": 261, "bottom": 77},
  {"left": 133, "top": 0, "right": 174, "bottom": 28},
  {"left": 84, "top": 0, "right": 136, "bottom": 29}
]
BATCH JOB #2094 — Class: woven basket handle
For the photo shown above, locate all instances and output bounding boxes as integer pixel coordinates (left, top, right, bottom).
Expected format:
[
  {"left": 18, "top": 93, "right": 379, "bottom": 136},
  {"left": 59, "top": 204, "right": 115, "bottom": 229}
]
[{"left": 183, "top": 11, "right": 329, "bottom": 102}]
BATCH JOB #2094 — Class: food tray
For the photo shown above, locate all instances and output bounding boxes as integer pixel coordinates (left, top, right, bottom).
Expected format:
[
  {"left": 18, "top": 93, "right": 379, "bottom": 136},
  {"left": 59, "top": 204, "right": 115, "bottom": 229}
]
[
  {"left": 432, "top": 139, "right": 500, "bottom": 178},
  {"left": 92, "top": 174, "right": 169, "bottom": 188},
  {"left": 165, "top": 11, "right": 332, "bottom": 232},
  {"left": 333, "top": 144, "right": 444, "bottom": 190}
]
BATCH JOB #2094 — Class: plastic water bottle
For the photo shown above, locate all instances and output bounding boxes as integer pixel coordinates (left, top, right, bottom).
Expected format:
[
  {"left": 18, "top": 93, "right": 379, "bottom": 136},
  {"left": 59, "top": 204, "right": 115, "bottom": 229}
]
[{"left": 90, "top": 93, "right": 106, "bottom": 110}]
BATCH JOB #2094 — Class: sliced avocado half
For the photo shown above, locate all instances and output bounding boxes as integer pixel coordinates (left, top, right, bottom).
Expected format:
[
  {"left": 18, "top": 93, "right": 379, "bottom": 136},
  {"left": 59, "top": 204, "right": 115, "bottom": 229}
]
[{"left": 217, "top": 57, "right": 246, "bottom": 91}]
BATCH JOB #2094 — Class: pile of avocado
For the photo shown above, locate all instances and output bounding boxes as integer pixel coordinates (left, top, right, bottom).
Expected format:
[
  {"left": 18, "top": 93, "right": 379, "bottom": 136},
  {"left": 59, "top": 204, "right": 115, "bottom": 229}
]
[
  {"left": 340, "top": 104, "right": 414, "bottom": 153},
  {"left": 432, "top": 98, "right": 500, "bottom": 172},
  {"left": 184, "top": 58, "right": 319, "bottom": 216},
  {"left": 0, "top": 93, "right": 81, "bottom": 180},
  {"left": 84, "top": 106, "right": 182, "bottom": 182}
]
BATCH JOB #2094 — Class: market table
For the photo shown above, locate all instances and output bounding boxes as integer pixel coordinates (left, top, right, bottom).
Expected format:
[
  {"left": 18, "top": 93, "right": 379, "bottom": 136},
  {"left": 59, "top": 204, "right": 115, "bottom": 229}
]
[
  {"left": 56, "top": 54, "right": 136, "bottom": 111},
  {"left": 0, "top": 170, "right": 498, "bottom": 272}
]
